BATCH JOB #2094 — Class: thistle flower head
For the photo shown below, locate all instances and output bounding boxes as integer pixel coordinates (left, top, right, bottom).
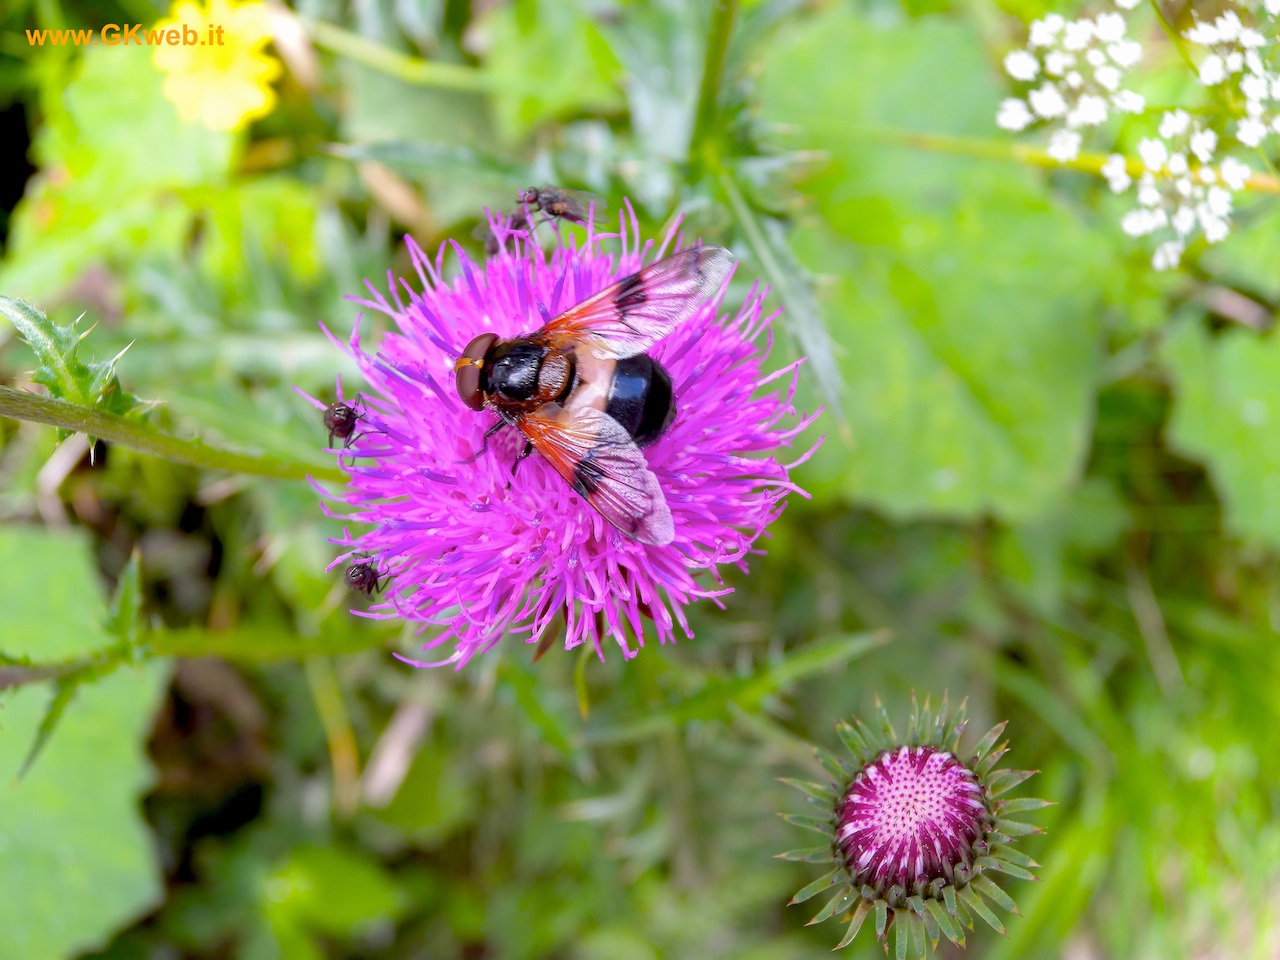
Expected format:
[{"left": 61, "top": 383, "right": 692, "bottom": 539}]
[
  {"left": 780, "top": 696, "right": 1049, "bottom": 957},
  {"left": 304, "top": 208, "right": 818, "bottom": 668}
]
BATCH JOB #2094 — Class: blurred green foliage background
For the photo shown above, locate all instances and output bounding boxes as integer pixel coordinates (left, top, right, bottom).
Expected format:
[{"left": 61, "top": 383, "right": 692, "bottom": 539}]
[{"left": 1, "top": 0, "right": 1279, "bottom": 957}]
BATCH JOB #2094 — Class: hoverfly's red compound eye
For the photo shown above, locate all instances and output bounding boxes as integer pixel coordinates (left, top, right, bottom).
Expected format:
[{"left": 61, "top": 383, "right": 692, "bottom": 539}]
[{"left": 455, "top": 333, "right": 499, "bottom": 410}]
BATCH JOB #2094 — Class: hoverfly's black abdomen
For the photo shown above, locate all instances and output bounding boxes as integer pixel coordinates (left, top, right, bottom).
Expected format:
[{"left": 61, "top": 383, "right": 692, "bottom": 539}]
[
  {"left": 484, "top": 341, "right": 545, "bottom": 401},
  {"left": 607, "top": 355, "right": 676, "bottom": 447}
]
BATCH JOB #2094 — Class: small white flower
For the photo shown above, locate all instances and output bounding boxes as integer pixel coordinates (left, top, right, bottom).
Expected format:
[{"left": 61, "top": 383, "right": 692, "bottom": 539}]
[
  {"left": 1220, "top": 156, "right": 1252, "bottom": 190},
  {"left": 1226, "top": 51, "right": 1245, "bottom": 73},
  {"left": 1137, "top": 175, "right": 1162, "bottom": 208},
  {"left": 1115, "top": 0, "right": 1141, "bottom": 8},
  {"left": 1107, "top": 40, "right": 1143, "bottom": 68},
  {"left": 1045, "top": 50, "right": 1075, "bottom": 76},
  {"left": 1111, "top": 89, "right": 1146, "bottom": 113},
  {"left": 1199, "top": 166, "right": 1218, "bottom": 184},
  {"left": 1160, "top": 110, "right": 1191, "bottom": 139},
  {"left": 1218, "top": 12, "right": 1243, "bottom": 43},
  {"left": 1185, "top": 23, "right": 1220, "bottom": 46},
  {"left": 1174, "top": 176, "right": 1194, "bottom": 198},
  {"left": 1048, "top": 129, "right": 1083, "bottom": 161},
  {"left": 1063, "top": 19, "right": 1095, "bottom": 51},
  {"left": 1206, "top": 186, "right": 1233, "bottom": 218},
  {"left": 1095, "top": 13, "right": 1127, "bottom": 43},
  {"left": 1272, "top": 115, "right": 1280, "bottom": 133},
  {"left": 997, "top": 98, "right": 1034, "bottom": 131},
  {"left": 1122, "top": 209, "right": 1156, "bottom": 236},
  {"left": 1172, "top": 206, "right": 1197, "bottom": 236},
  {"left": 1065, "top": 71, "right": 1085, "bottom": 89},
  {"left": 1240, "top": 28, "right": 1266, "bottom": 49},
  {"left": 1189, "top": 128, "right": 1218, "bottom": 163},
  {"left": 1029, "top": 83, "right": 1069, "bottom": 118},
  {"left": 1199, "top": 55, "right": 1227, "bottom": 86},
  {"left": 1238, "top": 116, "right": 1268, "bottom": 146},
  {"left": 1267, "top": 0, "right": 1280, "bottom": 15},
  {"left": 1030, "top": 14, "right": 1066, "bottom": 48},
  {"left": 1087, "top": 48, "right": 1107, "bottom": 67},
  {"left": 1152, "top": 240, "right": 1183, "bottom": 271},
  {"left": 1095, "top": 65, "right": 1122, "bottom": 91},
  {"left": 1168, "top": 152, "right": 1190, "bottom": 177},
  {"left": 1102, "top": 154, "right": 1132, "bottom": 192},
  {"left": 1268, "top": 75, "right": 1280, "bottom": 99},
  {"left": 1004, "top": 50, "right": 1040, "bottom": 81},
  {"left": 1202, "top": 215, "right": 1230, "bottom": 243},
  {"left": 1139, "top": 137, "right": 1169, "bottom": 171},
  {"left": 1068, "top": 94, "right": 1109, "bottom": 127},
  {"left": 1241, "top": 73, "right": 1268, "bottom": 103}
]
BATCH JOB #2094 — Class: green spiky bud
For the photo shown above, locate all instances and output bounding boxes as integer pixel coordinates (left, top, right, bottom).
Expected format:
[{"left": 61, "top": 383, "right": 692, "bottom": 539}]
[{"left": 779, "top": 695, "right": 1050, "bottom": 956}]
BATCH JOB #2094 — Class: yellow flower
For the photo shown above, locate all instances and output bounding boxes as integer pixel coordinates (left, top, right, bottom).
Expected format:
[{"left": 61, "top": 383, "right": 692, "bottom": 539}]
[{"left": 152, "top": 0, "right": 281, "bottom": 132}]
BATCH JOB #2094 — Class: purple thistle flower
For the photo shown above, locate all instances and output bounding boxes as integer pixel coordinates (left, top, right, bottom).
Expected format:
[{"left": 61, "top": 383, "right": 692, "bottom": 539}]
[
  {"left": 780, "top": 696, "right": 1050, "bottom": 956},
  {"left": 301, "top": 207, "right": 819, "bottom": 668}
]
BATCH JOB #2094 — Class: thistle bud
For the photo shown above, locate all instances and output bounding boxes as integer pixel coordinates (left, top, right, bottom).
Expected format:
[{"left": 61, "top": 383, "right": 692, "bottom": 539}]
[{"left": 779, "top": 696, "right": 1050, "bottom": 956}]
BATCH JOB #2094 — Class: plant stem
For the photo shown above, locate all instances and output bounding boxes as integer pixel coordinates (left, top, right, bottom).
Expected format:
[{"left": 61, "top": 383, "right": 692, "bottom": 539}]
[
  {"left": 1147, "top": 0, "right": 1200, "bottom": 79},
  {"left": 872, "top": 128, "right": 1280, "bottom": 194},
  {"left": 306, "top": 19, "right": 498, "bottom": 92},
  {"left": 691, "top": 0, "right": 739, "bottom": 166},
  {"left": 718, "top": 169, "right": 846, "bottom": 420},
  {"left": 0, "top": 385, "right": 345, "bottom": 482}
]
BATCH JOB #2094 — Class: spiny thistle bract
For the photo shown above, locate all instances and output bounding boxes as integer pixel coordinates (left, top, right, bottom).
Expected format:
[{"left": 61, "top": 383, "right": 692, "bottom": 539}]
[{"left": 779, "top": 696, "right": 1049, "bottom": 957}]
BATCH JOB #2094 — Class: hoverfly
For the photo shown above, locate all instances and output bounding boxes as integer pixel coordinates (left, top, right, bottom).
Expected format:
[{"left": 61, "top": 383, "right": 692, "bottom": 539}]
[
  {"left": 345, "top": 558, "right": 388, "bottom": 597},
  {"left": 454, "top": 244, "right": 733, "bottom": 546},
  {"left": 323, "top": 399, "right": 365, "bottom": 448}
]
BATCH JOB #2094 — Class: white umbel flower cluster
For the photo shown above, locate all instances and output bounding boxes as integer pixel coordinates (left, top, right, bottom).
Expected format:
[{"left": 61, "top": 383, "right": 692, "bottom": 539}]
[
  {"left": 997, "top": 5, "right": 1146, "bottom": 161},
  {"left": 1184, "top": 7, "right": 1280, "bottom": 147},
  {"left": 1108, "top": 110, "right": 1252, "bottom": 270}
]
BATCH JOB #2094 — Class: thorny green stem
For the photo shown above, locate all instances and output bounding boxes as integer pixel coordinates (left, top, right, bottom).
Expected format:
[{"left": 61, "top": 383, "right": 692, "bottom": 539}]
[
  {"left": 0, "top": 385, "right": 345, "bottom": 482},
  {"left": 306, "top": 19, "right": 499, "bottom": 92},
  {"left": 691, "top": 0, "right": 739, "bottom": 168},
  {"left": 873, "top": 128, "right": 1280, "bottom": 194}
]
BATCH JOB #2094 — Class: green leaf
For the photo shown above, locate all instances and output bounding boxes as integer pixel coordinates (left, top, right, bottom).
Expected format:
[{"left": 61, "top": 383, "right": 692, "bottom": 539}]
[
  {"left": 959, "top": 885, "right": 1006, "bottom": 936},
  {"left": 0, "top": 297, "right": 143, "bottom": 427},
  {"left": 263, "top": 844, "right": 406, "bottom": 939},
  {"left": 758, "top": 10, "right": 1108, "bottom": 520},
  {"left": 1161, "top": 319, "right": 1280, "bottom": 552},
  {"left": 0, "top": 526, "right": 115, "bottom": 662},
  {"left": 972, "top": 874, "right": 1019, "bottom": 913},
  {"left": 835, "top": 900, "right": 873, "bottom": 949},
  {"left": 775, "top": 846, "right": 834, "bottom": 863},
  {"left": 0, "top": 661, "right": 168, "bottom": 959},
  {"left": 104, "top": 550, "right": 144, "bottom": 656},
  {"left": 483, "top": 0, "right": 623, "bottom": 141}
]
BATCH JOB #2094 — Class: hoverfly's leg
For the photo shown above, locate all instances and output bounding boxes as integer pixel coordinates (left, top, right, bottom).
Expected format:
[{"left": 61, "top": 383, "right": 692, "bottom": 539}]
[
  {"left": 510, "top": 441, "right": 534, "bottom": 477},
  {"left": 459, "top": 420, "right": 508, "bottom": 465}
]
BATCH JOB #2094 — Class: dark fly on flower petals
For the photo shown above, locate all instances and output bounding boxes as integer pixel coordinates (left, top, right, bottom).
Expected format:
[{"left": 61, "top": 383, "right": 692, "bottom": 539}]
[
  {"left": 519, "top": 186, "right": 602, "bottom": 226},
  {"left": 453, "top": 244, "right": 734, "bottom": 546},
  {"left": 345, "top": 558, "right": 388, "bottom": 597},
  {"left": 324, "top": 399, "right": 364, "bottom": 448}
]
